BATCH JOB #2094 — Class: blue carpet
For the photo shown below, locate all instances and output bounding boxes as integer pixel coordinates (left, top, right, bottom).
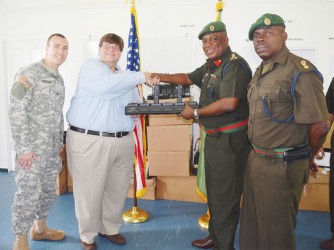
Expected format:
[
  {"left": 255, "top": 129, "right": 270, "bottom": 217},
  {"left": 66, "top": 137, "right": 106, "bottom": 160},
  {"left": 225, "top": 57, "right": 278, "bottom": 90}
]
[{"left": 0, "top": 171, "right": 330, "bottom": 250}]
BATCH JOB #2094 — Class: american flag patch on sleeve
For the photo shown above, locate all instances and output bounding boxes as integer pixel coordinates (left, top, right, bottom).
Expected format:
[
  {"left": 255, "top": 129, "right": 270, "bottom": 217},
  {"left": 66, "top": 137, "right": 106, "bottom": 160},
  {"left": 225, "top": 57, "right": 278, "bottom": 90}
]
[{"left": 18, "top": 76, "right": 32, "bottom": 89}]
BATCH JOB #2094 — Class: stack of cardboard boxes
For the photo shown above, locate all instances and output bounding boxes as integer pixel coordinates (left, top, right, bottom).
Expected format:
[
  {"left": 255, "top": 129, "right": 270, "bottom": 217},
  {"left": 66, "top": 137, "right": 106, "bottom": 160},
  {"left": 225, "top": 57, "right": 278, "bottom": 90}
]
[{"left": 147, "top": 113, "right": 204, "bottom": 203}]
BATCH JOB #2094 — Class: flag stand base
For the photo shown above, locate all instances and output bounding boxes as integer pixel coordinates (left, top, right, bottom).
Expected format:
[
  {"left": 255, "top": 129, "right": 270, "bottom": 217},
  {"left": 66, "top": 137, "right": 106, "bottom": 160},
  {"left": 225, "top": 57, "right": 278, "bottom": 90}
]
[
  {"left": 122, "top": 206, "right": 149, "bottom": 223},
  {"left": 198, "top": 209, "right": 209, "bottom": 229}
]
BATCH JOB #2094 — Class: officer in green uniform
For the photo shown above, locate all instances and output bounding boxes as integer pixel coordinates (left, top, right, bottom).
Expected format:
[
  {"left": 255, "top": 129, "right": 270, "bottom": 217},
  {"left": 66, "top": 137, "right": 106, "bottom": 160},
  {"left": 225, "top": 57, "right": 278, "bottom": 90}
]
[
  {"left": 239, "top": 13, "right": 329, "bottom": 250},
  {"left": 152, "top": 21, "right": 252, "bottom": 250}
]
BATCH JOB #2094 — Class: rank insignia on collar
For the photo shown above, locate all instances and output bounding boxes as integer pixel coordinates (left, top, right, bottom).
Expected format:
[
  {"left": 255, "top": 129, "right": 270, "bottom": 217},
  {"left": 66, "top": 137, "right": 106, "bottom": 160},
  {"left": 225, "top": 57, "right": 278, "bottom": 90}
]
[
  {"left": 18, "top": 76, "right": 32, "bottom": 89},
  {"left": 301, "top": 60, "right": 309, "bottom": 69}
]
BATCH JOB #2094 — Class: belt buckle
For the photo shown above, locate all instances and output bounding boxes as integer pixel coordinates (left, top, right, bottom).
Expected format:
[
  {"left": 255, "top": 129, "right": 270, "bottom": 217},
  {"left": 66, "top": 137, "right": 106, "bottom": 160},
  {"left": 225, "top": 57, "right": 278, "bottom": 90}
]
[
  {"left": 283, "top": 152, "right": 288, "bottom": 164},
  {"left": 207, "top": 128, "right": 220, "bottom": 137}
]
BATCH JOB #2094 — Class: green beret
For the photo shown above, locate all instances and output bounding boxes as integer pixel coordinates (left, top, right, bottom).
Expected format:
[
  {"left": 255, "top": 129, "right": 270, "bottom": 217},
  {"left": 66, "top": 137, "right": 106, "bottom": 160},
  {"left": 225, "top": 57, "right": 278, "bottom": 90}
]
[
  {"left": 198, "top": 21, "right": 226, "bottom": 39},
  {"left": 248, "top": 13, "right": 285, "bottom": 40}
]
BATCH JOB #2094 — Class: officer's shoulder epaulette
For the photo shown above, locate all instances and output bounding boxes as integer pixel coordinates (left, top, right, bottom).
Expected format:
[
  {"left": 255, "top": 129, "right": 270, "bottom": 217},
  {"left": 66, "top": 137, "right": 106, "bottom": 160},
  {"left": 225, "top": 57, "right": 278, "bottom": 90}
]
[
  {"left": 292, "top": 57, "right": 315, "bottom": 73},
  {"left": 229, "top": 52, "right": 241, "bottom": 62}
]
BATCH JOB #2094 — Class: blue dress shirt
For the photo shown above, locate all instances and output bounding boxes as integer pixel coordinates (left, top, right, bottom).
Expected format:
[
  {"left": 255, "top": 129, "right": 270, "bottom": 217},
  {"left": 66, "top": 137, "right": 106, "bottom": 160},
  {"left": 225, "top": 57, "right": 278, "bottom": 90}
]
[{"left": 66, "top": 59, "right": 145, "bottom": 132}]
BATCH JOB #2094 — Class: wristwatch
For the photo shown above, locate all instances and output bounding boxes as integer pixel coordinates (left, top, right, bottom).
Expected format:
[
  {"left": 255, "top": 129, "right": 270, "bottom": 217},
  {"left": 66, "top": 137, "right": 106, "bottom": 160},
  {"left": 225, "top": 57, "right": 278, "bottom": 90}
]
[{"left": 193, "top": 109, "right": 199, "bottom": 119}]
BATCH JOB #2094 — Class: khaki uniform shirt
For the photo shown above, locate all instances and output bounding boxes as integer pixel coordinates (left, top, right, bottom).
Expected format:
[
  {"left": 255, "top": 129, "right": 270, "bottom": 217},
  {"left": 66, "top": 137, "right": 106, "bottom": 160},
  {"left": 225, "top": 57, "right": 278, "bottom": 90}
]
[{"left": 248, "top": 47, "right": 328, "bottom": 149}]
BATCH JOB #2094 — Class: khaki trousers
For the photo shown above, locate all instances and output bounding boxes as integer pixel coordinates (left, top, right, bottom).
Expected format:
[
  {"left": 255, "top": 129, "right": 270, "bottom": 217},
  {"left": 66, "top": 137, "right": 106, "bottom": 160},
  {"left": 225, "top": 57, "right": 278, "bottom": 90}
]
[
  {"left": 66, "top": 129, "right": 134, "bottom": 244},
  {"left": 240, "top": 150, "right": 309, "bottom": 250}
]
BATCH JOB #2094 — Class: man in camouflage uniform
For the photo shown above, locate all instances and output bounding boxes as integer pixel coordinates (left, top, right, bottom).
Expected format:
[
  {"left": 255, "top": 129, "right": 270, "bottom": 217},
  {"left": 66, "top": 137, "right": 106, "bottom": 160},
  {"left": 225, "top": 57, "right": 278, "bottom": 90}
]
[
  {"left": 239, "top": 13, "right": 329, "bottom": 250},
  {"left": 152, "top": 21, "right": 252, "bottom": 250},
  {"left": 9, "top": 33, "right": 69, "bottom": 250}
]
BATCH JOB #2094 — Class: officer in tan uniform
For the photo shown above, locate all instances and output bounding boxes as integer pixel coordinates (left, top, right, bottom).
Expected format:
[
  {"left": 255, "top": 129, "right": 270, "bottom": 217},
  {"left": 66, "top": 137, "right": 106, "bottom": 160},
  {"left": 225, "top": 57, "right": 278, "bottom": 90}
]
[
  {"left": 239, "top": 13, "right": 329, "bottom": 250},
  {"left": 152, "top": 21, "right": 252, "bottom": 250},
  {"left": 9, "top": 34, "right": 69, "bottom": 250}
]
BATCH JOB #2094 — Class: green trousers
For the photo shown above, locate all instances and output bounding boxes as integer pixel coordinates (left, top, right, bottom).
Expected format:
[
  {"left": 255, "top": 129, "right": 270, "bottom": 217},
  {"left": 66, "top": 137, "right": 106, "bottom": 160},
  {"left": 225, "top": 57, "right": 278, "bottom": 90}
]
[{"left": 205, "top": 129, "right": 250, "bottom": 250}]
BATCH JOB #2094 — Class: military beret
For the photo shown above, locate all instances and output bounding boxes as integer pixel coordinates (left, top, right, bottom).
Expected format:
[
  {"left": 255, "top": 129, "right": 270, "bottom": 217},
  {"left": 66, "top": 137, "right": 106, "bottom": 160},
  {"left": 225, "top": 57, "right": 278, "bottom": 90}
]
[
  {"left": 248, "top": 13, "right": 285, "bottom": 40},
  {"left": 198, "top": 21, "right": 226, "bottom": 39}
]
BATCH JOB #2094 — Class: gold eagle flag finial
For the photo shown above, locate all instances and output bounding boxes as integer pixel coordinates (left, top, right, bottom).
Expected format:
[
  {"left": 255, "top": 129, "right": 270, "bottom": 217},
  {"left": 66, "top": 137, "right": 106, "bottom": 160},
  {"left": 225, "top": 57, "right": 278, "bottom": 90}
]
[
  {"left": 124, "top": 0, "right": 135, "bottom": 8},
  {"left": 216, "top": 0, "right": 225, "bottom": 21}
]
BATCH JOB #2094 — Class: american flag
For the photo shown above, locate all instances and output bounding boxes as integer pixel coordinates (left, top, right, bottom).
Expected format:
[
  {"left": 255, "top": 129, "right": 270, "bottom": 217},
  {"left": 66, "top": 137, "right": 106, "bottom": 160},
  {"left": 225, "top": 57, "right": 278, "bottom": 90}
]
[
  {"left": 126, "top": 6, "right": 147, "bottom": 198},
  {"left": 126, "top": 13, "right": 140, "bottom": 72}
]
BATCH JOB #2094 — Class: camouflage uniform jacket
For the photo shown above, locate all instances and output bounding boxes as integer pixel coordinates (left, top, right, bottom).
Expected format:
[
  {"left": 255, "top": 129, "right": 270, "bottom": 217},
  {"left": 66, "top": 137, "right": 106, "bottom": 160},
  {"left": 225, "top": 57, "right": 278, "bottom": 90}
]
[{"left": 9, "top": 60, "right": 65, "bottom": 156}]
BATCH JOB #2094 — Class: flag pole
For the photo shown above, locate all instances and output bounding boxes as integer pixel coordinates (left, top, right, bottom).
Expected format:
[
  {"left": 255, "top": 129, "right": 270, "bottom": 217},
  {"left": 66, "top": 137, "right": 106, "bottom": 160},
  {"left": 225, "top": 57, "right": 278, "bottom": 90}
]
[
  {"left": 197, "top": 0, "right": 225, "bottom": 230},
  {"left": 122, "top": 0, "right": 149, "bottom": 224},
  {"left": 197, "top": 128, "right": 209, "bottom": 229},
  {"left": 122, "top": 165, "right": 149, "bottom": 223}
]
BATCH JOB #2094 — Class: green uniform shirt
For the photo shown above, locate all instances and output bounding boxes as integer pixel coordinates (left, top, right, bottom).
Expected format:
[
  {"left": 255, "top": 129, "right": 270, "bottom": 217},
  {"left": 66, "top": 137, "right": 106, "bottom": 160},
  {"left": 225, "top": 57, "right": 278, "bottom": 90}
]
[
  {"left": 248, "top": 46, "right": 328, "bottom": 149},
  {"left": 188, "top": 46, "right": 252, "bottom": 128}
]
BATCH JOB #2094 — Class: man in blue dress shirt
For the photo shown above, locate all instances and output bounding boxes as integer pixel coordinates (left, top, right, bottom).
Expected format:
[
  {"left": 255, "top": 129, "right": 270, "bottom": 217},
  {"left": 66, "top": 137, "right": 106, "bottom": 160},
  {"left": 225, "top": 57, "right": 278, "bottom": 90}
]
[{"left": 66, "top": 33, "right": 153, "bottom": 250}]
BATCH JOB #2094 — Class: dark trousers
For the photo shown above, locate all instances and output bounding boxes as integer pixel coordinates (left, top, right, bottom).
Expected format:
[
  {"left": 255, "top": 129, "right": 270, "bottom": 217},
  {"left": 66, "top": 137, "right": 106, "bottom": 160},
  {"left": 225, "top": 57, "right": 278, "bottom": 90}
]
[
  {"left": 204, "top": 130, "right": 250, "bottom": 250},
  {"left": 330, "top": 133, "right": 334, "bottom": 234}
]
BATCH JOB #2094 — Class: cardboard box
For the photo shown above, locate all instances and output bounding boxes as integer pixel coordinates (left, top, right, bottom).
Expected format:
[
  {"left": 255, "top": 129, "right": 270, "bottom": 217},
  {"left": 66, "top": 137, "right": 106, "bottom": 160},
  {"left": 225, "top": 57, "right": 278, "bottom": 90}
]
[
  {"left": 308, "top": 168, "right": 329, "bottom": 184},
  {"left": 148, "top": 151, "right": 190, "bottom": 176},
  {"left": 127, "top": 177, "right": 156, "bottom": 200},
  {"left": 147, "top": 125, "right": 192, "bottom": 152},
  {"left": 156, "top": 176, "right": 205, "bottom": 203},
  {"left": 299, "top": 183, "right": 329, "bottom": 212},
  {"left": 299, "top": 169, "right": 329, "bottom": 212},
  {"left": 148, "top": 114, "right": 193, "bottom": 126}
]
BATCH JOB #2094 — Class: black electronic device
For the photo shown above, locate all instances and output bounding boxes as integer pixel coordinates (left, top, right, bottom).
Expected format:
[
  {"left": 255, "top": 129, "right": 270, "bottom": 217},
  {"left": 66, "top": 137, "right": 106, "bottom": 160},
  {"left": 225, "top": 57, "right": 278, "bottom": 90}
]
[{"left": 125, "top": 84, "right": 198, "bottom": 115}]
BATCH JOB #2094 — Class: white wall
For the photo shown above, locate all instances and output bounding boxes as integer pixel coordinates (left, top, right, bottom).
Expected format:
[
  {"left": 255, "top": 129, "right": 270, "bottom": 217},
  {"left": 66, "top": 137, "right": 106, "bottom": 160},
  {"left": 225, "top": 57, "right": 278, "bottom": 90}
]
[{"left": 1, "top": 0, "right": 334, "bottom": 169}]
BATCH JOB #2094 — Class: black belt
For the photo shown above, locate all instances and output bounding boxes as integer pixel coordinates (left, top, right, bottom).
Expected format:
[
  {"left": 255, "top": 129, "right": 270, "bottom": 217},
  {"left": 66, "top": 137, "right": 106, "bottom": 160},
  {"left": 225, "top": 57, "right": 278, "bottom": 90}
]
[{"left": 70, "top": 125, "right": 129, "bottom": 138}]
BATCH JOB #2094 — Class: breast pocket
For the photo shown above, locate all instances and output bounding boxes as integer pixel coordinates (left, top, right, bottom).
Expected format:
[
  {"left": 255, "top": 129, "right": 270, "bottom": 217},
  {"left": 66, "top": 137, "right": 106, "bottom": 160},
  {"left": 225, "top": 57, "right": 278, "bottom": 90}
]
[
  {"left": 261, "top": 86, "right": 280, "bottom": 111},
  {"left": 260, "top": 82, "right": 292, "bottom": 119}
]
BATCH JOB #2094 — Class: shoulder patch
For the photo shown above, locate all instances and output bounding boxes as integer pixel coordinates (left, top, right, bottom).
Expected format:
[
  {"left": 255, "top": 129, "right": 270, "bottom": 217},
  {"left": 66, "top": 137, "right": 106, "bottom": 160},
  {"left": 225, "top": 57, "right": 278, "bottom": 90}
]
[
  {"left": 11, "top": 82, "right": 28, "bottom": 100},
  {"left": 18, "top": 76, "right": 32, "bottom": 89},
  {"left": 293, "top": 58, "right": 315, "bottom": 73}
]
